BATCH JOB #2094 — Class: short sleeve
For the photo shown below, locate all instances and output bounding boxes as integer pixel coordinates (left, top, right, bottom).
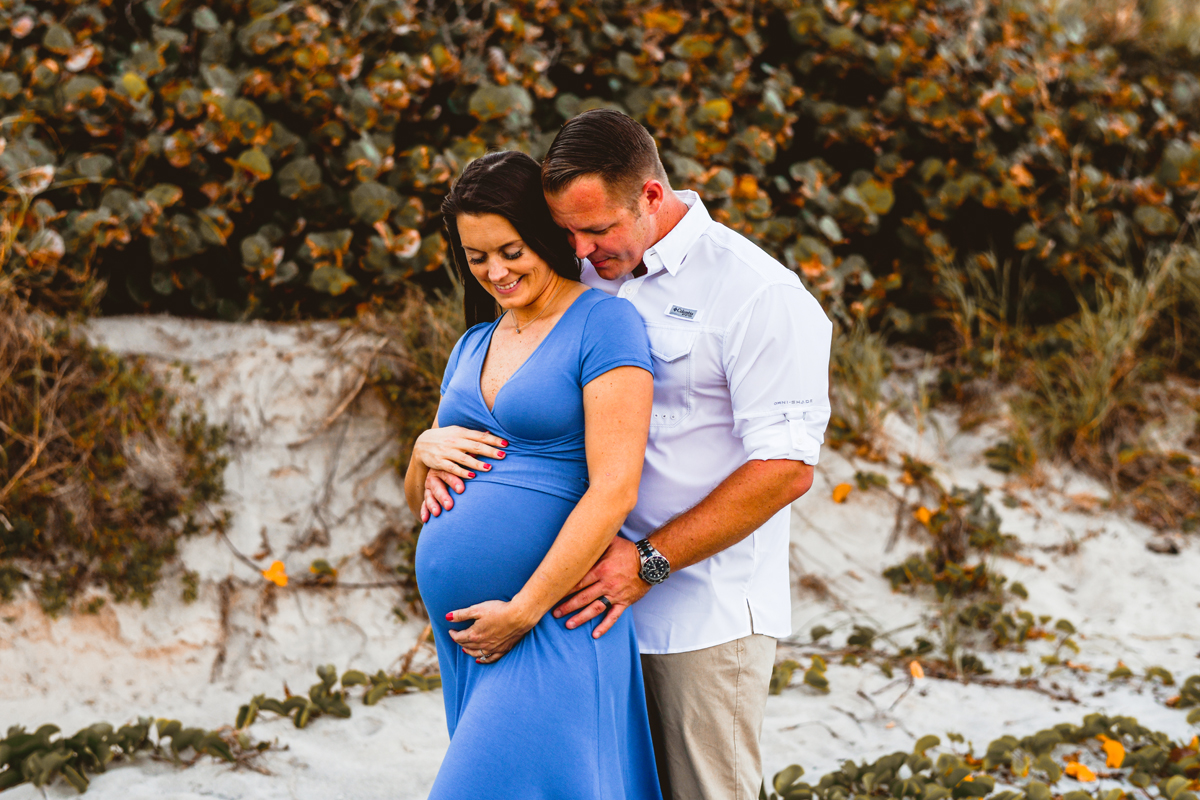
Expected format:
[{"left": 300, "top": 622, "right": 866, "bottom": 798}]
[
  {"left": 723, "top": 284, "right": 832, "bottom": 465},
  {"left": 439, "top": 325, "right": 481, "bottom": 396},
  {"left": 579, "top": 296, "right": 654, "bottom": 386}
]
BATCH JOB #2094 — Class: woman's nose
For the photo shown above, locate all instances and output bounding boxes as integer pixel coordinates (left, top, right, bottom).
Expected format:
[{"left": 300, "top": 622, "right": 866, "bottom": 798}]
[{"left": 487, "top": 259, "right": 509, "bottom": 282}]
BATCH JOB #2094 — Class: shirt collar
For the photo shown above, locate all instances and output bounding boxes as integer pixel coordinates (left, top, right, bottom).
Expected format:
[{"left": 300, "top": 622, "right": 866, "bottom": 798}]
[{"left": 641, "top": 190, "right": 710, "bottom": 277}]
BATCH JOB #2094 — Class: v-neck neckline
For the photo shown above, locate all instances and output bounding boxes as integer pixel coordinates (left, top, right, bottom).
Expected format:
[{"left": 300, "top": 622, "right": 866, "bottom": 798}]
[{"left": 477, "top": 288, "right": 592, "bottom": 416}]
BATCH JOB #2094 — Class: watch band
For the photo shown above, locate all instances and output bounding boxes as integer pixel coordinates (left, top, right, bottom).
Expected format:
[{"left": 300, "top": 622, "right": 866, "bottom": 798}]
[{"left": 635, "top": 538, "right": 670, "bottom": 585}]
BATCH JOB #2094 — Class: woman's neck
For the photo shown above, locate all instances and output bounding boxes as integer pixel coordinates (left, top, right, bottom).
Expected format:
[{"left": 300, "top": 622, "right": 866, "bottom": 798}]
[{"left": 510, "top": 275, "right": 570, "bottom": 329}]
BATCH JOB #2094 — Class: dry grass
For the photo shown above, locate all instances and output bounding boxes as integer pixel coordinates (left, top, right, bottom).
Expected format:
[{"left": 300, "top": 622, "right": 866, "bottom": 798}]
[
  {"left": 357, "top": 272, "right": 466, "bottom": 466},
  {"left": 0, "top": 281, "right": 226, "bottom": 612},
  {"left": 828, "top": 312, "right": 894, "bottom": 453}
]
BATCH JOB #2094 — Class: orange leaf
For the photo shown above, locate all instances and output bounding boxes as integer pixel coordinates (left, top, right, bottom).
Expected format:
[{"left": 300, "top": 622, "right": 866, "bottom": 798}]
[
  {"left": 832, "top": 483, "right": 853, "bottom": 504},
  {"left": 262, "top": 560, "right": 288, "bottom": 587},
  {"left": 914, "top": 507, "right": 933, "bottom": 525},
  {"left": 910, "top": 661, "right": 925, "bottom": 679},
  {"left": 1064, "top": 762, "right": 1096, "bottom": 782},
  {"left": 1102, "top": 739, "right": 1125, "bottom": 768}
]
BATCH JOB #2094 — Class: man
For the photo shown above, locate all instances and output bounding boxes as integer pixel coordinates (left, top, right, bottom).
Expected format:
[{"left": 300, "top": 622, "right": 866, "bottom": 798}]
[{"left": 422, "top": 109, "right": 832, "bottom": 799}]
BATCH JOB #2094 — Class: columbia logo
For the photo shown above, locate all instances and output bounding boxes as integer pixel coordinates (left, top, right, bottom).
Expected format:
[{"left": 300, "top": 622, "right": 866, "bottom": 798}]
[{"left": 667, "top": 305, "right": 698, "bottom": 320}]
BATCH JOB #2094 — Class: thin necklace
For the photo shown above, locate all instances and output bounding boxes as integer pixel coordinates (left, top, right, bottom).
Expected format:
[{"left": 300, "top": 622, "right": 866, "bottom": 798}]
[{"left": 508, "top": 280, "right": 565, "bottom": 334}]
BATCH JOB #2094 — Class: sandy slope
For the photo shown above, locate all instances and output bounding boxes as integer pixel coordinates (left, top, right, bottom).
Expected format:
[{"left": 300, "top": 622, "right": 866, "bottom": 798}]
[{"left": 1, "top": 319, "right": 1196, "bottom": 799}]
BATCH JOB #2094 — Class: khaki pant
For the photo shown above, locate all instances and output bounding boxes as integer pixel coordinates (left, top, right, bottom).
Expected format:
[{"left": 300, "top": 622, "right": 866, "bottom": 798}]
[{"left": 641, "top": 634, "right": 777, "bottom": 800}]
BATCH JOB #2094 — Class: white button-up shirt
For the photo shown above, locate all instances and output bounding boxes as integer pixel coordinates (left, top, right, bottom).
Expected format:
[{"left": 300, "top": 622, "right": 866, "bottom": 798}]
[{"left": 583, "top": 191, "right": 833, "bottom": 654}]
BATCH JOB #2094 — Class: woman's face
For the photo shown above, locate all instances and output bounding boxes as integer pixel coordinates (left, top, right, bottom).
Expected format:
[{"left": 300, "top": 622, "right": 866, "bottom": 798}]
[{"left": 457, "top": 213, "right": 556, "bottom": 310}]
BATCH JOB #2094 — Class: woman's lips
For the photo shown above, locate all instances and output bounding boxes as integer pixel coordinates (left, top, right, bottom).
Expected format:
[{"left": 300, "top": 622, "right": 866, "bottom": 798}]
[{"left": 494, "top": 276, "right": 522, "bottom": 295}]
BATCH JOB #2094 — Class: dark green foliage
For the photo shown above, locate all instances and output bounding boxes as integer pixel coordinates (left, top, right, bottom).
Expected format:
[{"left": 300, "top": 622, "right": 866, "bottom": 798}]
[
  {"left": 0, "top": 718, "right": 238, "bottom": 794},
  {"left": 765, "top": 713, "right": 1200, "bottom": 800},
  {"left": 3, "top": 0, "right": 1200, "bottom": 337}
]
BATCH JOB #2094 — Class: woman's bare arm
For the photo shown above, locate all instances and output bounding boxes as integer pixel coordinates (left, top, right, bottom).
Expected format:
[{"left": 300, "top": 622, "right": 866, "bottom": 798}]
[
  {"left": 446, "top": 365, "right": 653, "bottom": 660},
  {"left": 404, "top": 412, "right": 508, "bottom": 516}
]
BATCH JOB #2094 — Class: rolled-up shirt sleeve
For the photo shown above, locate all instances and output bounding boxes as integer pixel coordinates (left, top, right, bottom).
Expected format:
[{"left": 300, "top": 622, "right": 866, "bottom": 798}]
[{"left": 723, "top": 284, "right": 833, "bottom": 465}]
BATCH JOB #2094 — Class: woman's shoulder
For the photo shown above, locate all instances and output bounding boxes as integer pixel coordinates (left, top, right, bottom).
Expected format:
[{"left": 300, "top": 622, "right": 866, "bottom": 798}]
[
  {"left": 455, "top": 319, "right": 496, "bottom": 349},
  {"left": 579, "top": 289, "right": 645, "bottom": 329}
]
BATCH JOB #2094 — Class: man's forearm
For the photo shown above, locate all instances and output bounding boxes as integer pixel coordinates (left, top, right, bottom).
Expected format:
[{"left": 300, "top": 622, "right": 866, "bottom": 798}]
[{"left": 648, "top": 459, "right": 814, "bottom": 572}]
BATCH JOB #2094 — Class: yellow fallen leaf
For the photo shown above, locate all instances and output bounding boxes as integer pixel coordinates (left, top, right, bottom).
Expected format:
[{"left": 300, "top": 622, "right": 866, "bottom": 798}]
[
  {"left": 1065, "top": 762, "right": 1096, "bottom": 782},
  {"left": 262, "top": 560, "right": 288, "bottom": 587},
  {"left": 1189, "top": 735, "right": 1198, "bottom": 751},
  {"left": 914, "top": 506, "right": 933, "bottom": 525},
  {"left": 1102, "top": 738, "right": 1125, "bottom": 768},
  {"left": 910, "top": 661, "right": 925, "bottom": 679},
  {"left": 832, "top": 483, "right": 853, "bottom": 503}
]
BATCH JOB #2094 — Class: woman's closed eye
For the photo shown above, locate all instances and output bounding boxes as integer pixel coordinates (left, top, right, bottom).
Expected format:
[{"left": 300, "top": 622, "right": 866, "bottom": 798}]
[{"left": 466, "top": 248, "right": 523, "bottom": 265}]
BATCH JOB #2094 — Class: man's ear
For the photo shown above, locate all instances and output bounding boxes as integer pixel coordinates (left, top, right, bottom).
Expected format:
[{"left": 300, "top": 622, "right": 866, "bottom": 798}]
[{"left": 642, "top": 179, "right": 666, "bottom": 214}]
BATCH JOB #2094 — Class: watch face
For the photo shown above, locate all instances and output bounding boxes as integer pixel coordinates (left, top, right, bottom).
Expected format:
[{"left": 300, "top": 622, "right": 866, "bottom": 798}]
[{"left": 641, "top": 555, "right": 670, "bottom": 584}]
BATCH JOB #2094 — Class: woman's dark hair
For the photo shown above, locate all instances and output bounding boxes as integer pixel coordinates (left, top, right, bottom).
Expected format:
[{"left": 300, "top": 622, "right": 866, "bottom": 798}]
[{"left": 441, "top": 151, "right": 580, "bottom": 327}]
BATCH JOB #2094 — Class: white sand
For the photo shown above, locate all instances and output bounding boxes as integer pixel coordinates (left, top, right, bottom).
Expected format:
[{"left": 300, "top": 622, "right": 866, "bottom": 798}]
[{"left": 1, "top": 318, "right": 1195, "bottom": 798}]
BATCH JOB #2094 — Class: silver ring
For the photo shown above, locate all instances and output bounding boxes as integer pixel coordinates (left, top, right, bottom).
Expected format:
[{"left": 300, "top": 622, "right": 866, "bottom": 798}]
[{"left": 598, "top": 596, "right": 613, "bottom": 612}]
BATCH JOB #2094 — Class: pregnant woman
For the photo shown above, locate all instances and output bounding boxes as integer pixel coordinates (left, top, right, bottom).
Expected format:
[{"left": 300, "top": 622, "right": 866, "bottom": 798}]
[{"left": 404, "top": 150, "right": 661, "bottom": 798}]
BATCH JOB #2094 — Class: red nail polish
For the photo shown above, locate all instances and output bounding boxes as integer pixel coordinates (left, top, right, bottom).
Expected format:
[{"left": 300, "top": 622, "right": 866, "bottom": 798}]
[
  {"left": 483, "top": 464, "right": 491, "bottom": 471},
  {"left": 501, "top": 440, "right": 509, "bottom": 447},
  {"left": 497, "top": 451, "right": 506, "bottom": 459},
  {"left": 446, "top": 613, "right": 454, "bottom": 621},
  {"left": 468, "top": 472, "right": 476, "bottom": 478}
]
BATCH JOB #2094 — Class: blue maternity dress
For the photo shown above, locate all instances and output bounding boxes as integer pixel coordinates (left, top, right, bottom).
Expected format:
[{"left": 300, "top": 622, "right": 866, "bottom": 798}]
[{"left": 415, "top": 289, "right": 661, "bottom": 799}]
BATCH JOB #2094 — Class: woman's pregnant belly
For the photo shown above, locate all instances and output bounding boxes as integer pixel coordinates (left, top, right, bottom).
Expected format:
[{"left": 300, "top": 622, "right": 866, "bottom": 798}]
[{"left": 415, "top": 481, "right": 576, "bottom": 630}]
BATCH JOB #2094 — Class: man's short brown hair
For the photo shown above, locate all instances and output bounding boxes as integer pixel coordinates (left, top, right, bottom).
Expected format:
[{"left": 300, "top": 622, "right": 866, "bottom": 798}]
[{"left": 541, "top": 109, "right": 670, "bottom": 206}]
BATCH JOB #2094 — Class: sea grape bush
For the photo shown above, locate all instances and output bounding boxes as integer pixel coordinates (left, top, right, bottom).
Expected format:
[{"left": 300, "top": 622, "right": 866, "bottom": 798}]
[{"left": 2, "top": 0, "right": 1200, "bottom": 343}]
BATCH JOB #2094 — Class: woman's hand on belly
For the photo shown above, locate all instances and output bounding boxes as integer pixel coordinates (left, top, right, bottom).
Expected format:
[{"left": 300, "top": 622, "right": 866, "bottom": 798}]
[
  {"left": 413, "top": 425, "right": 508, "bottom": 482},
  {"left": 446, "top": 599, "right": 540, "bottom": 664}
]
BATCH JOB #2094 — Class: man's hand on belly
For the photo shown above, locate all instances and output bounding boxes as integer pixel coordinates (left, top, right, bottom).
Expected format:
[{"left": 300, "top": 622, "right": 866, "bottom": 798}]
[
  {"left": 552, "top": 537, "right": 648, "bottom": 638},
  {"left": 421, "top": 469, "right": 465, "bottom": 522}
]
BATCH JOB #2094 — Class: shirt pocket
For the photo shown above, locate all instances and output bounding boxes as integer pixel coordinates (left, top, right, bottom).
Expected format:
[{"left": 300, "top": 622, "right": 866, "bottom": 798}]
[{"left": 646, "top": 328, "right": 697, "bottom": 429}]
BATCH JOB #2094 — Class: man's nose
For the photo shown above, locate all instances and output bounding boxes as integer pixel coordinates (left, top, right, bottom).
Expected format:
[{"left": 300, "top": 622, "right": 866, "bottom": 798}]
[{"left": 571, "top": 234, "right": 594, "bottom": 260}]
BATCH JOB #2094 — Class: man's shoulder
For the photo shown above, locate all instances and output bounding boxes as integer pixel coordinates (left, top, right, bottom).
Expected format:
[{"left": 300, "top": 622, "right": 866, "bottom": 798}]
[{"left": 691, "top": 221, "right": 802, "bottom": 291}]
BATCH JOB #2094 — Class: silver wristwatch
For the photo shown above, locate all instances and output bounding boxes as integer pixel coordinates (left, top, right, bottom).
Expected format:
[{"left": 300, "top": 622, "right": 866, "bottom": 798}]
[{"left": 635, "top": 538, "right": 670, "bottom": 585}]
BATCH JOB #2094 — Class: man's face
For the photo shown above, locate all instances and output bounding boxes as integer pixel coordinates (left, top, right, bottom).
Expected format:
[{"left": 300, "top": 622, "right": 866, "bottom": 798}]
[{"left": 546, "top": 175, "right": 658, "bottom": 281}]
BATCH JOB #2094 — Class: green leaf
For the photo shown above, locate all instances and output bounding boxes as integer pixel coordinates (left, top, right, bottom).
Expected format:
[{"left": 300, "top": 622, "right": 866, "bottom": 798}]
[
  {"left": 468, "top": 83, "right": 534, "bottom": 122},
  {"left": 914, "top": 735, "right": 940, "bottom": 755},
  {"left": 1133, "top": 205, "right": 1179, "bottom": 236},
  {"left": 278, "top": 158, "right": 322, "bottom": 199},
  {"left": 309, "top": 266, "right": 357, "bottom": 296},
  {"left": 364, "top": 682, "right": 390, "bottom": 706},
  {"left": 145, "top": 184, "right": 184, "bottom": 209},
  {"left": 341, "top": 670, "right": 370, "bottom": 688},
  {"left": 775, "top": 764, "right": 806, "bottom": 793},
  {"left": 856, "top": 179, "right": 895, "bottom": 215},
  {"left": 62, "top": 764, "right": 89, "bottom": 792},
  {"left": 236, "top": 148, "right": 272, "bottom": 180},
  {"left": 43, "top": 24, "right": 75, "bottom": 54},
  {"left": 0, "top": 72, "right": 21, "bottom": 99},
  {"left": 350, "top": 181, "right": 400, "bottom": 225}
]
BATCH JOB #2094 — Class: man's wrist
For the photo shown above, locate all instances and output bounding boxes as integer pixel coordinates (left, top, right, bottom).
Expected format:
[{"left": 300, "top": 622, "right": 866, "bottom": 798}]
[{"left": 635, "top": 537, "right": 671, "bottom": 585}]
